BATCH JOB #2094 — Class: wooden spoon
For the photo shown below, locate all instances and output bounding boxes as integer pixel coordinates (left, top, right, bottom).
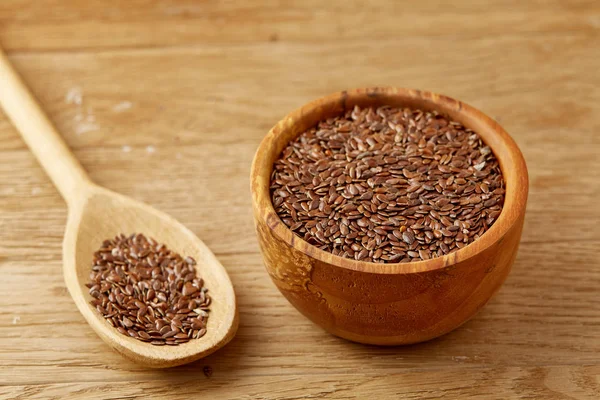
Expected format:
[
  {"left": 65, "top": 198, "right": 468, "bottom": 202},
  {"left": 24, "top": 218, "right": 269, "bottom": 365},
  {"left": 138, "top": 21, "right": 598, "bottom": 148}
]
[{"left": 0, "top": 49, "right": 238, "bottom": 367}]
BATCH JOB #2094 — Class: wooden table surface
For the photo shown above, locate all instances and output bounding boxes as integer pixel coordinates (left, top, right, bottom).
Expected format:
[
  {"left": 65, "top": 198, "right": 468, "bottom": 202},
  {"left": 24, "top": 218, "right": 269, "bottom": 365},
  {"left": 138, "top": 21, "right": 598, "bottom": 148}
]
[{"left": 1, "top": 1, "right": 599, "bottom": 399}]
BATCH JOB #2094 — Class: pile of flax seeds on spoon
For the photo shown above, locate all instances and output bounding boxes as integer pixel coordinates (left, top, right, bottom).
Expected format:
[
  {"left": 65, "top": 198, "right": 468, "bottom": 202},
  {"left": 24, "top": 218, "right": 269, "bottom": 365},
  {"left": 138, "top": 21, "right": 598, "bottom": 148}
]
[{"left": 87, "top": 233, "right": 210, "bottom": 345}]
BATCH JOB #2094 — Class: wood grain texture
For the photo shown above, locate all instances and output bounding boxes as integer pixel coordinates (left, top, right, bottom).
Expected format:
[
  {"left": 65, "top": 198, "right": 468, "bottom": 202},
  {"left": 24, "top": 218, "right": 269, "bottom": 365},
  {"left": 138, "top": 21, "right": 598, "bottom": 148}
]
[
  {"left": 1, "top": 0, "right": 599, "bottom": 398},
  {"left": 0, "top": 0, "right": 599, "bottom": 51}
]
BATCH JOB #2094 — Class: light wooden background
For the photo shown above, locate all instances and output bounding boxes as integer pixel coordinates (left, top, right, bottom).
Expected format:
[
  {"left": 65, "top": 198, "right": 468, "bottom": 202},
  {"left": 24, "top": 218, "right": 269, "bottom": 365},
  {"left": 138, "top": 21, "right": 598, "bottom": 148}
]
[{"left": 1, "top": 1, "right": 599, "bottom": 399}]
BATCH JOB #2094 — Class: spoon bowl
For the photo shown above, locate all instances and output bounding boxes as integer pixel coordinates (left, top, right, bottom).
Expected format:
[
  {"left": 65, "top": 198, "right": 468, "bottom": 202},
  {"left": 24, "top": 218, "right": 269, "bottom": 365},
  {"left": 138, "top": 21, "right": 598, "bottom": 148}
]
[
  {"left": 65, "top": 185, "right": 238, "bottom": 367},
  {"left": 0, "top": 48, "right": 238, "bottom": 367}
]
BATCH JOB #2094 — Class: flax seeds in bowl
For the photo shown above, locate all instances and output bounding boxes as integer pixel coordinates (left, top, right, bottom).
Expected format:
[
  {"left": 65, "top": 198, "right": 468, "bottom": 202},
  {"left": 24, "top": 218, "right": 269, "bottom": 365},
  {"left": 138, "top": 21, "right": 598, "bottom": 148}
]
[
  {"left": 251, "top": 87, "right": 528, "bottom": 345},
  {"left": 270, "top": 105, "right": 505, "bottom": 263}
]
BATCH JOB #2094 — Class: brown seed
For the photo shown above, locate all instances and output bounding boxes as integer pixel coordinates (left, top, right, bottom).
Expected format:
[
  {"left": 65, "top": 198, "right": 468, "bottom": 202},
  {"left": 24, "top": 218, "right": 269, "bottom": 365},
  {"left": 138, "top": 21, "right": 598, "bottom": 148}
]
[
  {"left": 159, "top": 325, "right": 171, "bottom": 335},
  {"left": 402, "top": 231, "right": 415, "bottom": 245},
  {"left": 155, "top": 319, "right": 167, "bottom": 330},
  {"left": 138, "top": 331, "right": 151, "bottom": 340},
  {"left": 174, "top": 333, "right": 189, "bottom": 339},
  {"left": 146, "top": 289, "right": 155, "bottom": 301},
  {"left": 340, "top": 224, "right": 350, "bottom": 235},
  {"left": 162, "top": 330, "right": 178, "bottom": 339},
  {"left": 440, "top": 216, "right": 453, "bottom": 227},
  {"left": 196, "top": 328, "right": 207, "bottom": 339},
  {"left": 191, "top": 320, "right": 205, "bottom": 330},
  {"left": 137, "top": 306, "right": 147, "bottom": 320},
  {"left": 441, "top": 229, "right": 454, "bottom": 237},
  {"left": 182, "top": 282, "right": 198, "bottom": 296}
]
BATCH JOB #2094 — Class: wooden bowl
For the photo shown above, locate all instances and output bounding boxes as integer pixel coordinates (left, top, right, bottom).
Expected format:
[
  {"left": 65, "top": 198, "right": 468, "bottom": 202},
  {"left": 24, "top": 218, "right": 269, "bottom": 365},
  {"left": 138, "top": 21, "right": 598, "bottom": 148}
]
[{"left": 250, "top": 87, "right": 528, "bottom": 345}]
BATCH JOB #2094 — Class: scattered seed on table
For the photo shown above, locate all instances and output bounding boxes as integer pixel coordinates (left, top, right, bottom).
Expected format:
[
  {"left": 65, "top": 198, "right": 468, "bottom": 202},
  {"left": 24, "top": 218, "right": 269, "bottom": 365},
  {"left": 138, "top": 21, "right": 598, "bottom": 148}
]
[
  {"left": 86, "top": 233, "right": 210, "bottom": 345},
  {"left": 270, "top": 105, "right": 505, "bottom": 263}
]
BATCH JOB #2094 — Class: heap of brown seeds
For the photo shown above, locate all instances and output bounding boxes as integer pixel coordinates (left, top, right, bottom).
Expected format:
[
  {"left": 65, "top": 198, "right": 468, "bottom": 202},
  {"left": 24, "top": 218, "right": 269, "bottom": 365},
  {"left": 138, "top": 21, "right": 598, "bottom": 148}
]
[
  {"left": 270, "top": 105, "right": 505, "bottom": 263},
  {"left": 87, "top": 233, "right": 210, "bottom": 346}
]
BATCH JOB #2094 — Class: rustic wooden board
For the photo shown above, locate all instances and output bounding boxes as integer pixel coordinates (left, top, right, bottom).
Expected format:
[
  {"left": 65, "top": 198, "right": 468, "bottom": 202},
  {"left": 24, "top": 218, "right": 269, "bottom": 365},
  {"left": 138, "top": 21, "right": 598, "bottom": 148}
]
[
  {"left": 1, "top": 0, "right": 599, "bottom": 51},
  {"left": 0, "top": 1, "right": 599, "bottom": 398}
]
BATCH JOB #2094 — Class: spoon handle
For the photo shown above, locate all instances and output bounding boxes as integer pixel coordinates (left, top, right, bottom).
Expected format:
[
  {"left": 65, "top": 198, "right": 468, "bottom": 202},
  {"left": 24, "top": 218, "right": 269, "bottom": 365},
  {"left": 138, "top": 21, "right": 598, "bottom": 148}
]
[{"left": 0, "top": 47, "right": 91, "bottom": 202}]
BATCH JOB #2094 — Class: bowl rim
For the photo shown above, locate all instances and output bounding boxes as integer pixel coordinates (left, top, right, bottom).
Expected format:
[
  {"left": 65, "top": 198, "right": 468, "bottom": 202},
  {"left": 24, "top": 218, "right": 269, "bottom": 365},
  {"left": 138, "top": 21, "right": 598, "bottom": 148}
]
[{"left": 251, "top": 87, "right": 528, "bottom": 275}]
